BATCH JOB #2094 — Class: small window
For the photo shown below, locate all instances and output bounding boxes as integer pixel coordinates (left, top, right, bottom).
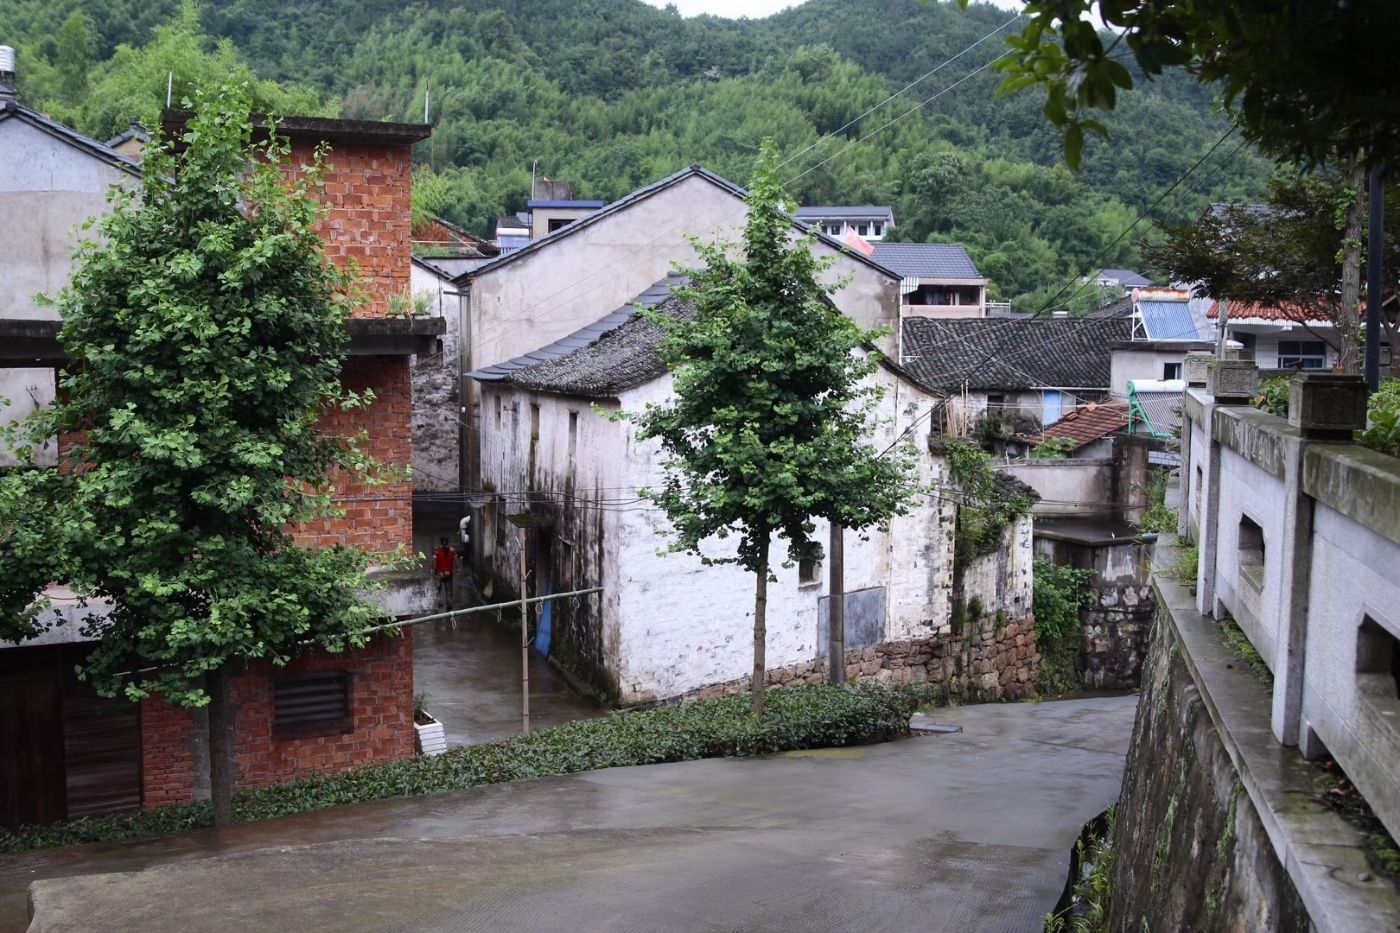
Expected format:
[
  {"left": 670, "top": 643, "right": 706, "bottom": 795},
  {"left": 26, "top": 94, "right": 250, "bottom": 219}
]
[
  {"left": 824, "top": 223, "right": 841, "bottom": 236},
  {"left": 1277, "top": 340, "right": 1326, "bottom": 370},
  {"left": 871, "top": 223, "right": 883, "bottom": 236},
  {"left": 548, "top": 218, "right": 572, "bottom": 233},
  {"left": 494, "top": 394, "right": 502, "bottom": 429},
  {"left": 1358, "top": 617, "right": 1400, "bottom": 700},
  {"left": 273, "top": 673, "right": 352, "bottom": 740},
  {"left": 1163, "top": 362, "right": 1183, "bottom": 380},
  {"left": 568, "top": 411, "right": 578, "bottom": 463},
  {"left": 856, "top": 223, "right": 869, "bottom": 236},
  {"left": 986, "top": 393, "right": 1006, "bottom": 413},
  {"left": 799, "top": 558, "right": 821, "bottom": 586},
  {"left": 1238, "top": 515, "right": 1265, "bottom": 591}
]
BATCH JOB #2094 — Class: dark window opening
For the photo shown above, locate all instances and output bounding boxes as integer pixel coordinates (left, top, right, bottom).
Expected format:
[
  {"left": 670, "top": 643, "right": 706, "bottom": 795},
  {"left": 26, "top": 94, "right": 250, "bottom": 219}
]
[
  {"left": 1358, "top": 617, "right": 1400, "bottom": 700},
  {"left": 1163, "top": 362, "right": 1183, "bottom": 380},
  {"left": 1238, "top": 515, "right": 1265, "bottom": 591},
  {"left": 1277, "top": 339, "right": 1326, "bottom": 370},
  {"left": 273, "top": 673, "right": 352, "bottom": 741},
  {"left": 548, "top": 218, "right": 573, "bottom": 233},
  {"left": 799, "top": 558, "right": 820, "bottom": 586}
]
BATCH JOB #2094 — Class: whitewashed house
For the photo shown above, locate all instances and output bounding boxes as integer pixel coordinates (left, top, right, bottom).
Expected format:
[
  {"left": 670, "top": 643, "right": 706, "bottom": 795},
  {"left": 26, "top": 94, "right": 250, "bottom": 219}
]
[{"left": 470, "top": 284, "right": 971, "bottom": 705}]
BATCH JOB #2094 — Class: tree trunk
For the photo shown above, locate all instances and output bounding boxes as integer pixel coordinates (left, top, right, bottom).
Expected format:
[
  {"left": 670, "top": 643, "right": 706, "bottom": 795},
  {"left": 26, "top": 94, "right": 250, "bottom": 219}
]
[
  {"left": 1339, "top": 158, "right": 1367, "bottom": 374},
  {"left": 828, "top": 523, "right": 845, "bottom": 686},
  {"left": 752, "top": 537, "right": 769, "bottom": 716},
  {"left": 207, "top": 667, "right": 235, "bottom": 828}
]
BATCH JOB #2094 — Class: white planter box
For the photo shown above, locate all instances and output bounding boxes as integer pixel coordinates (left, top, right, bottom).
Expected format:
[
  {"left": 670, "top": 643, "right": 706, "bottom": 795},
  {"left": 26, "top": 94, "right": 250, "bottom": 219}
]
[{"left": 414, "top": 715, "right": 447, "bottom": 756}]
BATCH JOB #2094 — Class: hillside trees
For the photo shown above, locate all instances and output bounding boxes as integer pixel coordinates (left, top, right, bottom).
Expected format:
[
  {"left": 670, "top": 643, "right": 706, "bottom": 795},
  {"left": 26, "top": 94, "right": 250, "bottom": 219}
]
[{"left": 0, "top": 84, "right": 386, "bottom": 825}]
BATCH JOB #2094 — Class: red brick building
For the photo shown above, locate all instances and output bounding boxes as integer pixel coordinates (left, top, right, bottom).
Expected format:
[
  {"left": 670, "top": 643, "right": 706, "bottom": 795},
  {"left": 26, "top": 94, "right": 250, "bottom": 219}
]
[{"left": 0, "top": 103, "right": 441, "bottom": 828}]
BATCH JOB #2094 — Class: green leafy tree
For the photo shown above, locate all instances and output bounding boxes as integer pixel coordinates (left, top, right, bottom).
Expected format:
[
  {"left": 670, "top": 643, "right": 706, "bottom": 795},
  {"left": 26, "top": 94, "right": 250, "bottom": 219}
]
[
  {"left": 1145, "top": 173, "right": 1378, "bottom": 373},
  {"left": 54, "top": 11, "right": 96, "bottom": 104},
  {"left": 985, "top": 0, "right": 1400, "bottom": 169},
  {"left": 633, "top": 141, "right": 919, "bottom": 714},
  {"left": 0, "top": 82, "right": 387, "bottom": 825}
]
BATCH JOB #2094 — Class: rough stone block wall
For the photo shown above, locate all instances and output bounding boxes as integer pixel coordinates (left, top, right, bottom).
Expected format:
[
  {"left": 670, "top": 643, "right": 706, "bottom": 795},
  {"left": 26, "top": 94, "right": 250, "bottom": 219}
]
[
  {"left": 140, "top": 632, "right": 414, "bottom": 808},
  {"left": 1078, "top": 582, "right": 1155, "bottom": 689},
  {"left": 1109, "top": 612, "right": 1311, "bottom": 931},
  {"left": 684, "top": 611, "right": 1039, "bottom": 704},
  {"left": 288, "top": 141, "right": 413, "bottom": 319},
  {"left": 295, "top": 355, "right": 413, "bottom": 554}
]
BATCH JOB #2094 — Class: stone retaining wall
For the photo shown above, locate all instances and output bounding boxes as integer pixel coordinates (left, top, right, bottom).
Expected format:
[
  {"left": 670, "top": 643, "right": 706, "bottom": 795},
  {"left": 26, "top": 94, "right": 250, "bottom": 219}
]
[
  {"left": 684, "top": 611, "right": 1039, "bottom": 703},
  {"left": 1079, "top": 582, "right": 1154, "bottom": 689}
]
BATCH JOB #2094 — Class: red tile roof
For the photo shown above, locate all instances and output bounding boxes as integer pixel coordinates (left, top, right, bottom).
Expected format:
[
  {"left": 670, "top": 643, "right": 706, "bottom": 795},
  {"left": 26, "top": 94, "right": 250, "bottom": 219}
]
[{"left": 1023, "top": 402, "right": 1130, "bottom": 450}]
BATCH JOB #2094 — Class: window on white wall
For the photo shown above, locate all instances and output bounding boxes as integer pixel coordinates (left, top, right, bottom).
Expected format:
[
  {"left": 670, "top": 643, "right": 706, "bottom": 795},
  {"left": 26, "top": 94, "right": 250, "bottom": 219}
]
[
  {"left": 1163, "top": 362, "right": 1183, "bottom": 380},
  {"left": 1277, "top": 340, "right": 1327, "bottom": 370},
  {"left": 1238, "top": 515, "right": 1265, "bottom": 592},
  {"left": 799, "top": 558, "right": 821, "bottom": 586},
  {"left": 1357, "top": 616, "right": 1400, "bottom": 700}
]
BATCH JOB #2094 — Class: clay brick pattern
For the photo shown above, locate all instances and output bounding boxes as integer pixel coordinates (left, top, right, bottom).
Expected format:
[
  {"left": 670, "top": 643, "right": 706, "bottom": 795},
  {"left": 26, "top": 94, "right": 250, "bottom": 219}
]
[{"left": 140, "top": 632, "right": 415, "bottom": 807}]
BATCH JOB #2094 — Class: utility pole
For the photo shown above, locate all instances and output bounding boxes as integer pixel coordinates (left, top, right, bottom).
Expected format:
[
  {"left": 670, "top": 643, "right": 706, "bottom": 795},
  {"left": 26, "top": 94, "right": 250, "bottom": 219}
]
[
  {"left": 1216, "top": 298, "right": 1230, "bottom": 360},
  {"left": 1366, "top": 164, "right": 1385, "bottom": 391},
  {"left": 519, "top": 528, "right": 531, "bottom": 734},
  {"left": 828, "top": 523, "right": 845, "bottom": 685}
]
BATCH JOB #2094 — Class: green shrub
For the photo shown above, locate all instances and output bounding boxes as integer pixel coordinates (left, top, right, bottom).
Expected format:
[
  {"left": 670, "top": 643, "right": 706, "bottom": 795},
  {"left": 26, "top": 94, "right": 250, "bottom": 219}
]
[
  {"left": 1137, "top": 468, "right": 1177, "bottom": 534},
  {"left": 1033, "top": 557, "right": 1095, "bottom": 696},
  {"left": 1359, "top": 378, "right": 1400, "bottom": 457},
  {"left": 1252, "top": 376, "right": 1290, "bottom": 418},
  {"left": 1033, "top": 437, "right": 1078, "bottom": 460},
  {"left": 0, "top": 682, "right": 928, "bottom": 853},
  {"left": 933, "top": 437, "right": 1035, "bottom": 564}
]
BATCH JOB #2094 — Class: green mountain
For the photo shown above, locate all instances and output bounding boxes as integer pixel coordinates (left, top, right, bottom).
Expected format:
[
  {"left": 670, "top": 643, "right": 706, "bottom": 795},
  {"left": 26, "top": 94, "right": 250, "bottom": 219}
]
[{"left": 0, "top": 0, "right": 1272, "bottom": 308}]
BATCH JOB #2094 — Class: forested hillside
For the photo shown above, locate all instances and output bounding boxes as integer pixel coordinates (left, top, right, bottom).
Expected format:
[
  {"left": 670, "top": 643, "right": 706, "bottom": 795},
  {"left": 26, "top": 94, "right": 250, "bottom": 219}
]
[{"left": 0, "top": 0, "right": 1273, "bottom": 307}]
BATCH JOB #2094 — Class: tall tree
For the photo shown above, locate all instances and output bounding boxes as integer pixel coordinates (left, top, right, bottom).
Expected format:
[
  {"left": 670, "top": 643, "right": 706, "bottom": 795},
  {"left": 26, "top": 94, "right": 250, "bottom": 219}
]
[
  {"left": 633, "top": 140, "right": 919, "bottom": 714},
  {"left": 0, "top": 82, "right": 386, "bottom": 825},
  {"left": 1146, "top": 174, "right": 1368, "bottom": 372}
]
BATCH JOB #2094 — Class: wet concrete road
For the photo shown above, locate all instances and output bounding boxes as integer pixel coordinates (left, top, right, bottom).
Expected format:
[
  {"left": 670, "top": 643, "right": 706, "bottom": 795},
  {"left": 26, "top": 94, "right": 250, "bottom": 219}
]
[
  {"left": 9, "top": 695, "right": 1136, "bottom": 933},
  {"left": 413, "top": 616, "right": 603, "bottom": 746}
]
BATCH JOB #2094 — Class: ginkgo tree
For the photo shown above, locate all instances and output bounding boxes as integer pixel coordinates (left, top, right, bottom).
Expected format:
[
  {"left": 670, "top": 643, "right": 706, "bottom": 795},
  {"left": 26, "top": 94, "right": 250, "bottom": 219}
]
[
  {"left": 633, "top": 140, "right": 920, "bottom": 715},
  {"left": 0, "top": 82, "right": 388, "bottom": 826}
]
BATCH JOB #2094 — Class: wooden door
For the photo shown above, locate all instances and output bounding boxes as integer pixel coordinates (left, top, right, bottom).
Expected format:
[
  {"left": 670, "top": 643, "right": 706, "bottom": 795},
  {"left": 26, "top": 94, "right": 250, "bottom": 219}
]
[{"left": 0, "top": 648, "right": 66, "bottom": 829}]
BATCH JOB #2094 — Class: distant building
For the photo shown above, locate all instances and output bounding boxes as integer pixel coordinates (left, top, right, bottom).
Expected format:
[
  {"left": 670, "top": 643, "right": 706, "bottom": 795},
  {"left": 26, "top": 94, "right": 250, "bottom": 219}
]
[
  {"left": 104, "top": 119, "right": 150, "bottom": 159},
  {"left": 1092, "top": 268, "right": 1152, "bottom": 289},
  {"left": 492, "top": 178, "right": 605, "bottom": 248},
  {"left": 794, "top": 205, "right": 894, "bottom": 241},
  {"left": 871, "top": 242, "right": 989, "bottom": 319},
  {"left": 900, "top": 315, "right": 1132, "bottom": 431}
]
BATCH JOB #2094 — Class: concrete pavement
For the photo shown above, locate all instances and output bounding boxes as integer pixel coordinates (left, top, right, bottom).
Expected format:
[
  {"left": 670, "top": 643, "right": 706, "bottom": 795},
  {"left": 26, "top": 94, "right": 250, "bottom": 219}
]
[{"left": 8, "top": 694, "right": 1136, "bottom": 933}]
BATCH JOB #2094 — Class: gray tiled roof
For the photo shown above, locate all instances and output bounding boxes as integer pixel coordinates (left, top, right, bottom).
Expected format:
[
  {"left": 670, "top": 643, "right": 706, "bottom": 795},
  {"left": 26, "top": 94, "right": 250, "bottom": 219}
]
[
  {"left": 469, "top": 275, "right": 687, "bottom": 388},
  {"left": 0, "top": 99, "right": 141, "bottom": 176},
  {"left": 871, "top": 243, "right": 982, "bottom": 280},
  {"left": 795, "top": 206, "right": 894, "bottom": 222},
  {"left": 1098, "top": 268, "right": 1152, "bottom": 287},
  {"left": 901, "top": 316, "right": 1132, "bottom": 392}
]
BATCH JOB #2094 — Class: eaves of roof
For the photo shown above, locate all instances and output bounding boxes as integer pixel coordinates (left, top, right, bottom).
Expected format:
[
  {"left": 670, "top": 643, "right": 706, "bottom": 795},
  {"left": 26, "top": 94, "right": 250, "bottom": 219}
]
[
  {"left": 454, "top": 164, "right": 898, "bottom": 286},
  {"left": 0, "top": 100, "right": 142, "bottom": 177}
]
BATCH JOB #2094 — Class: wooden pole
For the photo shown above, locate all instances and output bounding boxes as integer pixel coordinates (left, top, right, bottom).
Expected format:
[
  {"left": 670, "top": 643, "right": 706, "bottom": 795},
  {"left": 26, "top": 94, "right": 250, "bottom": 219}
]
[
  {"left": 829, "top": 523, "right": 846, "bottom": 686},
  {"left": 520, "top": 528, "right": 531, "bottom": 733}
]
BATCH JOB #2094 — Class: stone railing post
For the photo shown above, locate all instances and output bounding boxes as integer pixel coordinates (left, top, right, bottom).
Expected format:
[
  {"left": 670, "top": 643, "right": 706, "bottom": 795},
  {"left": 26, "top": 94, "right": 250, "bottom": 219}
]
[
  {"left": 1196, "top": 360, "right": 1260, "bottom": 616},
  {"left": 1273, "top": 373, "right": 1369, "bottom": 746},
  {"left": 1177, "top": 351, "right": 1214, "bottom": 540}
]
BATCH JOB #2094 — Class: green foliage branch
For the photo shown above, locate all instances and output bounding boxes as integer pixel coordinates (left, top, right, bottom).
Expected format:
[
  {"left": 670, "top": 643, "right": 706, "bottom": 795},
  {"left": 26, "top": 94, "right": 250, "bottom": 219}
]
[
  {"left": 1032, "top": 556, "right": 1095, "bottom": 696},
  {"left": 933, "top": 436, "right": 1033, "bottom": 564},
  {"left": 0, "top": 82, "right": 388, "bottom": 708}
]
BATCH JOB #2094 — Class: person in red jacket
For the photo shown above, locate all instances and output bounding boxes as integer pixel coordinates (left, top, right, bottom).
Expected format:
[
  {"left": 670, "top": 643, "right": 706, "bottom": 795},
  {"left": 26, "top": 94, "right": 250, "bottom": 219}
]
[{"left": 432, "top": 537, "right": 456, "bottom": 610}]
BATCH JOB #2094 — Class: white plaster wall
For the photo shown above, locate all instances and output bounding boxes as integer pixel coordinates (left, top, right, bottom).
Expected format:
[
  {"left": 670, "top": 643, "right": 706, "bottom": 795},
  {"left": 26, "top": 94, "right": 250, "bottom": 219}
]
[
  {"left": 1213, "top": 446, "right": 1287, "bottom": 670},
  {"left": 1302, "top": 502, "right": 1400, "bottom": 836},
  {"left": 610, "top": 367, "right": 951, "bottom": 704},
  {"left": 1187, "top": 411, "right": 1209, "bottom": 538},
  {"left": 410, "top": 261, "right": 460, "bottom": 491},
  {"left": 476, "top": 382, "right": 626, "bottom": 681},
  {"left": 1111, "top": 348, "right": 1190, "bottom": 397},
  {"left": 959, "top": 515, "right": 1034, "bottom": 617},
  {"left": 0, "top": 119, "right": 131, "bottom": 320},
  {"left": 0, "top": 367, "right": 57, "bottom": 466},
  {"left": 1000, "top": 459, "right": 1115, "bottom": 518},
  {"left": 467, "top": 172, "right": 900, "bottom": 374}
]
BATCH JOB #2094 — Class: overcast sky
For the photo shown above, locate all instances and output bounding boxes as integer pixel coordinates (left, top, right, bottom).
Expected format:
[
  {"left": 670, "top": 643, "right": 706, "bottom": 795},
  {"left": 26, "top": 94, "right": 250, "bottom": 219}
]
[{"left": 642, "top": 0, "right": 1024, "bottom": 17}]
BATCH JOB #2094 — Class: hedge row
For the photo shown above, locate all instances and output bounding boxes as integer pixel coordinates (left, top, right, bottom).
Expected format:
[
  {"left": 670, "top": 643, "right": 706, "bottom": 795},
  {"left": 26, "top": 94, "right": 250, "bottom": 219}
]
[{"left": 1, "top": 682, "right": 929, "bottom": 853}]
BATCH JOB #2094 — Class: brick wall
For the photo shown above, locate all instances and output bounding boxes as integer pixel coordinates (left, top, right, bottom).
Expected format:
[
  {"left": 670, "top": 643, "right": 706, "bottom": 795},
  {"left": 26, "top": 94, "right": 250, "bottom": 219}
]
[
  {"left": 296, "top": 355, "right": 414, "bottom": 554},
  {"left": 140, "top": 631, "right": 414, "bottom": 808},
  {"left": 288, "top": 140, "right": 413, "bottom": 319}
]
